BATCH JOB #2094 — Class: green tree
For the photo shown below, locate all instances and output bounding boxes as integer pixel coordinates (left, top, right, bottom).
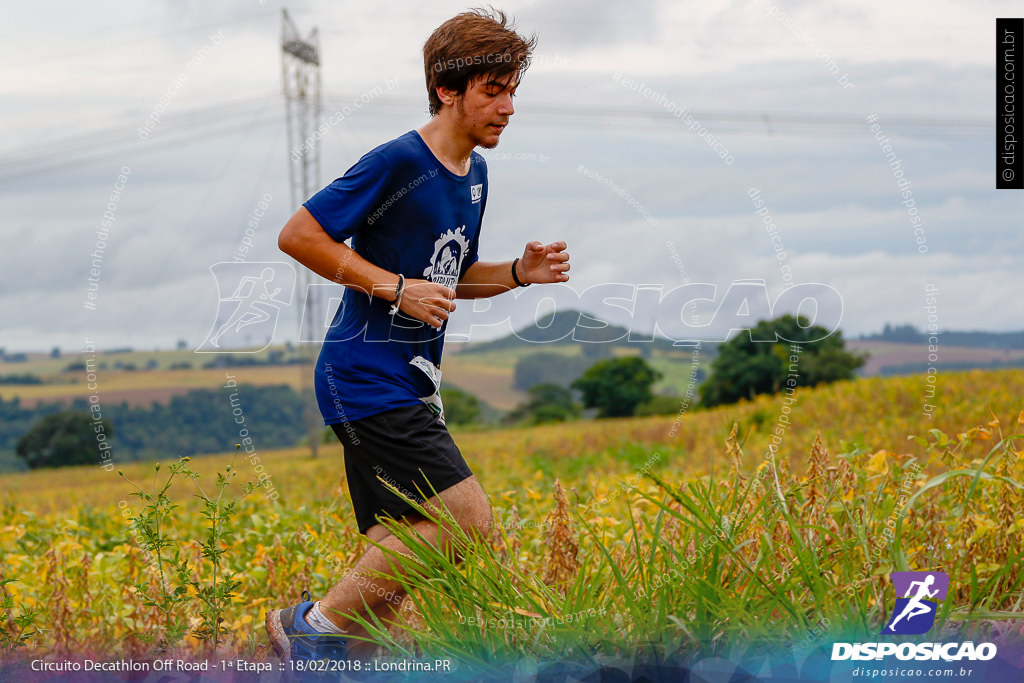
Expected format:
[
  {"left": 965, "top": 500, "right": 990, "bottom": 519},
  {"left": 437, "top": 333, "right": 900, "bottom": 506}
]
[
  {"left": 16, "top": 411, "right": 111, "bottom": 469},
  {"left": 440, "top": 387, "right": 482, "bottom": 426},
  {"left": 504, "top": 383, "right": 580, "bottom": 425},
  {"left": 699, "top": 314, "right": 867, "bottom": 407},
  {"left": 571, "top": 357, "right": 662, "bottom": 418}
]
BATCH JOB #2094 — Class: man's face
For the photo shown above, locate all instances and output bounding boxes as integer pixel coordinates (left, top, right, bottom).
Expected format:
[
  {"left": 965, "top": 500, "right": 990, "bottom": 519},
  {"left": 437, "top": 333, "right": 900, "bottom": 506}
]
[{"left": 452, "top": 73, "right": 518, "bottom": 149}]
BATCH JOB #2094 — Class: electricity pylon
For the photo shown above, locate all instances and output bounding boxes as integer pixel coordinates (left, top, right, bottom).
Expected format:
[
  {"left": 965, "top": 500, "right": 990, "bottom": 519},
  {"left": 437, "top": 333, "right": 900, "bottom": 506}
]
[{"left": 282, "top": 9, "right": 323, "bottom": 457}]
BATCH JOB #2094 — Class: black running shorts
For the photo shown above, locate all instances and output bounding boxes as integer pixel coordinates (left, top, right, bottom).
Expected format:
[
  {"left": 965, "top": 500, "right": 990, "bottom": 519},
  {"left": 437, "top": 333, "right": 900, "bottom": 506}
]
[{"left": 330, "top": 402, "right": 474, "bottom": 535}]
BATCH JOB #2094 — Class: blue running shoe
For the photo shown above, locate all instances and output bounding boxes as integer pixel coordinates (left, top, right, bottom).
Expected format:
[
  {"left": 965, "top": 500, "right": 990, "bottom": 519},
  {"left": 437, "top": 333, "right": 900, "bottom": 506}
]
[{"left": 265, "top": 590, "right": 348, "bottom": 665}]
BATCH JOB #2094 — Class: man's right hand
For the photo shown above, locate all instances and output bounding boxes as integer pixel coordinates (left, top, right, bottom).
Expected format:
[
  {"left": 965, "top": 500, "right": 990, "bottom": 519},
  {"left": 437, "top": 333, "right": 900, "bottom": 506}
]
[
  {"left": 397, "top": 279, "right": 456, "bottom": 329},
  {"left": 278, "top": 209, "right": 457, "bottom": 329}
]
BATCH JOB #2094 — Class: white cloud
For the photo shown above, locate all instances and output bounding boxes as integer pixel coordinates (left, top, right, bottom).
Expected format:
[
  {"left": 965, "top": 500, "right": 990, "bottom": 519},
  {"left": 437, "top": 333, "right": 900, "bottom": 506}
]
[{"left": 0, "top": 0, "right": 1020, "bottom": 352}]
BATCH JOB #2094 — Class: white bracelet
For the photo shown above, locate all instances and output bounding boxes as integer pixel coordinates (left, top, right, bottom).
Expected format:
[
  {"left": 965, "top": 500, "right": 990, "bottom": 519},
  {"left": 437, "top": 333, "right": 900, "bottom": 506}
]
[{"left": 388, "top": 274, "right": 406, "bottom": 316}]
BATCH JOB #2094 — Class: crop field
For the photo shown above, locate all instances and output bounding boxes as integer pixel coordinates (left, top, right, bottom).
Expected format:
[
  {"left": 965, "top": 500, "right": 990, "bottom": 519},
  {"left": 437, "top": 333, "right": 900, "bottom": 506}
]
[
  {"left": 0, "top": 369, "right": 1022, "bottom": 676},
  {"left": 1, "top": 343, "right": 704, "bottom": 413},
  {"left": 847, "top": 340, "right": 1024, "bottom": 376},
  {"left": 0, "top": 366, "right": 305, "bottom": 409}
]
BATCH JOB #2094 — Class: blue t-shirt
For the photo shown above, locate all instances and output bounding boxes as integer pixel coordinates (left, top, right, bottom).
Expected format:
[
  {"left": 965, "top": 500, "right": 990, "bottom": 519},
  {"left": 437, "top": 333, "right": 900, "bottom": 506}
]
[{"left": 303, "top": 130, "right": 487, "bottom": 425}]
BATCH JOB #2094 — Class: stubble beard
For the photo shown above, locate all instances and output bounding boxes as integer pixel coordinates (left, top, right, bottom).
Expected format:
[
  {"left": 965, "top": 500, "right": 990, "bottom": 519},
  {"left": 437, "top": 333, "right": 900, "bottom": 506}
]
[{"left": 457, "top": 97, "right": 501, "bottom": 150}]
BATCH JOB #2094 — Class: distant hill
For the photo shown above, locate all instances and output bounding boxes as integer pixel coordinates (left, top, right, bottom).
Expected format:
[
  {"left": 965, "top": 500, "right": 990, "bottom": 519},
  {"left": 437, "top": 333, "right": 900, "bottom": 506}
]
[
  {"left": 465, "top": 316, "right": 1024, "bottom": 355},
  {"left": 849, "top": 340, "right": 1024, "bottom": 377},
  {"left": 861, "top": 324, "right": 1024, "bottom": 349},
  {"left": 459, "top": 309, "right": 689, "bottom": 355},
  {"left": 851, "top": 324, "right": 1024, "bottom": 376}
]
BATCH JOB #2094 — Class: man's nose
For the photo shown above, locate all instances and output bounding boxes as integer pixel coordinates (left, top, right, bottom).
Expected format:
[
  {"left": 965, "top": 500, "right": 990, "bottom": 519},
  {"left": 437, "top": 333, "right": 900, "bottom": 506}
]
[{"left": 497, "top": 93, "right": 514, "bottom": 116}]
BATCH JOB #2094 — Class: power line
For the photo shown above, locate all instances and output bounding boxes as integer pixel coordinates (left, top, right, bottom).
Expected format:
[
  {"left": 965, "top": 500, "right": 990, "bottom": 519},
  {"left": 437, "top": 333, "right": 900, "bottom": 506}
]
[
  {"left": 0, "top": 93, "right": 990, "bottom": 185},
  {"left": 0, "top": 95, "right": 281, "bottom": 185},
  {"left": 123, "top": 97, "right": 281, "bottom": 324},
  {"left": 2, "top": 94, "right": 278, "bottom": 162},
  {"left": 322, "top": 94, "right": 989, "bottom": 136}
]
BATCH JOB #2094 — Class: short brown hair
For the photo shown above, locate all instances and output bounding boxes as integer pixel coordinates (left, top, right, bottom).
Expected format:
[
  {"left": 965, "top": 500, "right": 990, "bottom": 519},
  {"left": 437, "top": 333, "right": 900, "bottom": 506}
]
[{"left": 423, "top": 8, "right": 536, "bottom": 116}]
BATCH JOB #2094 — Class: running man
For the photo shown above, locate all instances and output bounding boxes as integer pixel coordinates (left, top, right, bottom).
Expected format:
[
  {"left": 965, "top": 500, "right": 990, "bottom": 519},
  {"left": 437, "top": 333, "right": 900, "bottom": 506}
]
[
  {"left": 886, "top": 574, "right": 939, "bottom": 632},
  {"left": 265, "top": 9, "right": 570, "bottom": 663}
]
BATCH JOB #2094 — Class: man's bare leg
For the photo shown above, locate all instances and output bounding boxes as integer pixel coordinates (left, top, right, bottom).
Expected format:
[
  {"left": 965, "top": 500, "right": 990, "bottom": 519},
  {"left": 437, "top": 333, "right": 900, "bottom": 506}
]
[
  {"left": 333, "top": 516, "right": 417, "bottom": 659},
  {"left": 320, "top": 476, "right": 491, "bottom": 658}
]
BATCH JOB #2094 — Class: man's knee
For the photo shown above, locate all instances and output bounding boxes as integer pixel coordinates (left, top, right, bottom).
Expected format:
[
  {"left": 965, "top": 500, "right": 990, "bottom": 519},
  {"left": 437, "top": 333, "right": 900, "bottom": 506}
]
[
  {"left": 454, "top": 487, "right": 491, "bottom": 539},
  {"left": 367, "top": 510, "right": 427, "bottom": 542},
  {"left": 435, "top": 477, "right": 491, "bottom": 539},
  {"left": 461, "top": 503, "right": 491, "bottom": 539},
  {"left": 365, "top": 523, "right": 390, "bottom": 543}
]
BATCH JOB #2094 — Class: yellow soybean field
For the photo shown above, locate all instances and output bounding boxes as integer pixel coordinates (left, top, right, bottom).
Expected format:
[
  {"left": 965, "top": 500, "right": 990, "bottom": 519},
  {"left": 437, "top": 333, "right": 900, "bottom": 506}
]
[{"left": 1, "top": 369, "right": 1022, "bottom": 667}]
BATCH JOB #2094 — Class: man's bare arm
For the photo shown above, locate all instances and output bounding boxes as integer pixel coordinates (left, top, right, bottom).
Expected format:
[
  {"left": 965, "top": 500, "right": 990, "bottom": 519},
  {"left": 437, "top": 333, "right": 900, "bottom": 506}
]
[
  {"left": 278, "top": 207, "right": 456, "bottom": 329},
  {"left": 454, "top": 261, "right": 516, "bottom": 299},
  {"left": 455, "top": 241, "right": 570, "bottom": 299}
]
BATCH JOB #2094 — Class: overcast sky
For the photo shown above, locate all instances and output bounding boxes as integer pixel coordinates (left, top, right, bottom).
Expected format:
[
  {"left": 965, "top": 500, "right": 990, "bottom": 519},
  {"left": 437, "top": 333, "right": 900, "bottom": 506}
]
[{"left": 1, "top": 0, "right": 1020, "bottom": 353}]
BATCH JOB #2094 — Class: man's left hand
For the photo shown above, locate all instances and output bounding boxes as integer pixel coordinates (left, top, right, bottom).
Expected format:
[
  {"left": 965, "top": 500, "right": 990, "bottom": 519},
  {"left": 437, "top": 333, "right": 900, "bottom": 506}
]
[{"left": 518, "top": 241, "right": 570, "bottom": 284}]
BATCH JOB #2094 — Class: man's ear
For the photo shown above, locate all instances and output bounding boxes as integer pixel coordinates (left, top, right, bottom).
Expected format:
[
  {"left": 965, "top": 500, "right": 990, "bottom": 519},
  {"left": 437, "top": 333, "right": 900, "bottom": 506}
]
[{"left": 435, "top": 85, "right": 460, "bottom": 108}]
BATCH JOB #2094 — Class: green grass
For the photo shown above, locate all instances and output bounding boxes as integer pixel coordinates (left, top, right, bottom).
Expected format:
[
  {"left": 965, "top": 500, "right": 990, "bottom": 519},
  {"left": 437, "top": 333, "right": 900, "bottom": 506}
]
[{"left": 327, "top": 429, "right": 1024, "bottom": 670}]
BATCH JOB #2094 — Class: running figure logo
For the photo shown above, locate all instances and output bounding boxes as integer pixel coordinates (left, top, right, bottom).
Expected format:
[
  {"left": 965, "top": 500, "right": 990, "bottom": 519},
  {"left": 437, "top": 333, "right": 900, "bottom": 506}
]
[
  {"left": 882, "top": 571, "right": 949, "bottom": 635},
  {"left": 197, "top": 262, "right": 296, "bottom": 352}
]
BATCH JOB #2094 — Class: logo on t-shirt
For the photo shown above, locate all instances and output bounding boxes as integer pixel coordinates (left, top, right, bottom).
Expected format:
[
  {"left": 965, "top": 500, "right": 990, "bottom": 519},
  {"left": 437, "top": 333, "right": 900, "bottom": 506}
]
[
  {"left": 423, "top": 226, "right": 471, "bottom": 291},
  {"left": 470, "top": 183, "right": 483, "bottom": 203}
]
